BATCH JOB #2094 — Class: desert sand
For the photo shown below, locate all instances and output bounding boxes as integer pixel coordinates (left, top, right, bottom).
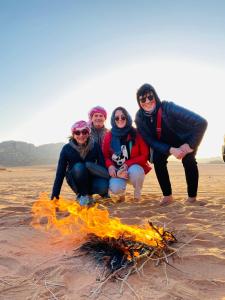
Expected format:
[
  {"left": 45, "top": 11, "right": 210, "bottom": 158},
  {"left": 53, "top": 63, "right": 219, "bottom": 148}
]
[{"left": 0, "top": 163, "right": 225, "bottom": 300}]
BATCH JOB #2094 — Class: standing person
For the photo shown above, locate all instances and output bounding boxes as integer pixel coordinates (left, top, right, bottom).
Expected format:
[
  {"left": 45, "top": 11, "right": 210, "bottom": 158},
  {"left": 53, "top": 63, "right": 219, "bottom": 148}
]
[
  {"left": 102, "top": 106, "right": 151, "bottom": 202},
  {"left": 51, "top": 120, "right": 109, "bottom": 206},
  {"left": 135, "top": 83, "right": 208, "bottom": 205},
  {"left": 88, "top": 106, "right": 108, "bottom": 146}
]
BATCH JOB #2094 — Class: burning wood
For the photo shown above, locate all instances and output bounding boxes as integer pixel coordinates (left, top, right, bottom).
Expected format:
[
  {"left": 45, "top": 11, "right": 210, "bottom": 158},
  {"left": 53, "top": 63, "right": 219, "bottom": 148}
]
[
  {"left": 32, "top": 193, "right": 176, "bottom": 246},
  {"left": 32, "top": 193, "right": 177, "bottom": 297},
  {"left": 80, "top": 228, "right": 176, "bottom": 272}
]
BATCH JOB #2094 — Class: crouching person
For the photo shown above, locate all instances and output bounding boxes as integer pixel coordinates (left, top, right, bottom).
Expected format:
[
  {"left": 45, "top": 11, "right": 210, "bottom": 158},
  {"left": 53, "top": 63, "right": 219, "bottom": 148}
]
[
  {"left": 102, "top": 107, "right": 151, "bottom": 202},
  {"left": 51, "top": 120, "right": 109, "bottom": 206}
]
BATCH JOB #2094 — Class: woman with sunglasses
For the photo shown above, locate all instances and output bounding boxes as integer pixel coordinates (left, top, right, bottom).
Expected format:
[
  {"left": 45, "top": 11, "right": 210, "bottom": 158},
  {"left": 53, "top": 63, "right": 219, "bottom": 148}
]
[
  {"left": 51, "top": 120, "right": 109, "bottom": 206},
  {"left": 102, "top": 107, "right": 151, "bottom": 202},
  {"left": 135, "top": 83, "right": 208, "bottom": 205}
]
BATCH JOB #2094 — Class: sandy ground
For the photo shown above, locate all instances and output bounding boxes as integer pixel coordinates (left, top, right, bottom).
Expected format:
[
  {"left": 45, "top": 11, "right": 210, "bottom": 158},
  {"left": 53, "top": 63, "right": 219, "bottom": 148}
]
[{"left": 0, "top": 163, "right": 225, "bottom": 300}]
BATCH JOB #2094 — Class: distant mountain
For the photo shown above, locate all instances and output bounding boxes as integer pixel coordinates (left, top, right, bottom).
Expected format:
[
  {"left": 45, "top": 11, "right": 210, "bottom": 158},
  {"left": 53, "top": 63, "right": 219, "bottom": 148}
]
[
  {"left": 0, "top": 141, "right": 64, "bottom": 166},
  {"left": 198, "top": 156, "right": 224, "bottom": 164},
  {"left": 0, "top": 140, "right": 224, "bottom": 167}
]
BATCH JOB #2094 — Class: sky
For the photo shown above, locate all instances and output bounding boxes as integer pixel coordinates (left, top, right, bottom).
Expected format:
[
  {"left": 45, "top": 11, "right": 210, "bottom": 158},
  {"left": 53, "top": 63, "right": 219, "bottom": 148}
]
[{"left": 0, "top": 0, "right": 225, "bottom": 158}]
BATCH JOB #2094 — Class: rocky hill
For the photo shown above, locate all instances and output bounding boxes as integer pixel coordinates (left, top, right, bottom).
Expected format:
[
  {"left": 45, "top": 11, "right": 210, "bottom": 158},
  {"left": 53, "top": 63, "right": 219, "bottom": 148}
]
[{"left": 0, "top": 141, "right": 64, "bottom": 166}]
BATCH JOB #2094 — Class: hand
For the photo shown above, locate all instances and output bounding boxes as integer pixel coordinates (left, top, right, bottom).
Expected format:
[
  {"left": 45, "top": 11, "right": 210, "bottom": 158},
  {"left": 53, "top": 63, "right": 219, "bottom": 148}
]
[
  {"left": 117, "top": 169, "right": 128, "bottom": 179},
  {"left": 119, "top": 163, "right": 128, "bottom": 171},
  {"left": 169, "top": 147, "right": 185, "bottom": 160},
  {"left": 108, "top": 165, "right": 117, "bottom": 177},
  {"left": 51, "top": 196, "right": 59, "bottom": 200},
  {"left": 179, "top": 143, "right": 194, "bottom": 155}
]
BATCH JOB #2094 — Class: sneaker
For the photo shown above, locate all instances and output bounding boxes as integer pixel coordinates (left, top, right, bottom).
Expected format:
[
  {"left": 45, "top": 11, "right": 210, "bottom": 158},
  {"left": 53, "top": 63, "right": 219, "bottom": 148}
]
[
  {"left": 160, "top": 195, "right": 173, "bottom": 206},
  {"left": 77, "top": 195, "right": 91, "bottom": 206},
  {"left": 88, "top": 195, "right": 96, "bottom": 205},
  {"left": 186, "top": 197, "right": 196, "bottom": 203},
  {"left": 133, "top": 197, "right": 140, "bottom": 202},
  {"left": 101, "top": 193, "right": 111, "bottom": 199},
  {"left": 118, "top": 195, "right": 125, "bottom": 203}
]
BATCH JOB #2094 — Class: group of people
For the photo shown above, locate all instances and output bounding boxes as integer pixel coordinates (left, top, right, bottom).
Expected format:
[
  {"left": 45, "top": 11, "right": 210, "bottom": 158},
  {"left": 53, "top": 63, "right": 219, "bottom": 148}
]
[{"left": 51, "top": 83, "right": 207, "bottom": 206}]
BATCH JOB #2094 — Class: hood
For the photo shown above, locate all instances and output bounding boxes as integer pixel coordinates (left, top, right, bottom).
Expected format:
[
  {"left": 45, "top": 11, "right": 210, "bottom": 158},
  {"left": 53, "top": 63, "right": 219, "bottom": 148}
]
[{"left": 136, "top": 83, "right": 161, "bottom": 109}]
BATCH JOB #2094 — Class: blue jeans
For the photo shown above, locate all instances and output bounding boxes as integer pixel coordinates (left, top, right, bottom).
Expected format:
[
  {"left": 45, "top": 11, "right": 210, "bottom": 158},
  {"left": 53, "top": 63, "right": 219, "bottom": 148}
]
[
  {"left": 109, "top": 164, "right": 145, "bottom": 199},
  {"left": 66, "top": 162, "right": 109, "bottom": 196}
]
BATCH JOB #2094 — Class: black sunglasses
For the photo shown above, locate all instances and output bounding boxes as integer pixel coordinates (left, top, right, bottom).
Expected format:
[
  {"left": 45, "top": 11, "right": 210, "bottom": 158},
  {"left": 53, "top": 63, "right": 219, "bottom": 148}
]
[
  {"left": 139, "top": 93, "right": 154, "bottom": 103},
  {"left": 115, "top": 116, "right": 126, "bottom": 121},
  {"left": 73, "top": 129, "right": 89, "bottom": 136}
]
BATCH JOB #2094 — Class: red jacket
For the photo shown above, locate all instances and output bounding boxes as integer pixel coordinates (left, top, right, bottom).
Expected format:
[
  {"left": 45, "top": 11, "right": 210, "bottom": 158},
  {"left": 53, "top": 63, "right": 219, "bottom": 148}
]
[{"left": 102, "top": 131, "right": 151, "bottom": 174}]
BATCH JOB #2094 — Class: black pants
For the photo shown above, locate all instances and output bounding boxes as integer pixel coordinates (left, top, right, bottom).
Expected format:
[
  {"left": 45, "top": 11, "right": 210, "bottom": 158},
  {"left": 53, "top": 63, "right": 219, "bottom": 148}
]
[
  {"left": 66, "top": 162, "right": 109, "bottom": 196},
  {"left": 153, "top": 151, "right": 199, "bottom": 197}
]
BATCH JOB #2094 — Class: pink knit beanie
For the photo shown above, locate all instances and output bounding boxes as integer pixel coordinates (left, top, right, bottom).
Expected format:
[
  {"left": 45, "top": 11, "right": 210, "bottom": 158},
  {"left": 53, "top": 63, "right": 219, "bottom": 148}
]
[
  {"left": 71, "top": 120, "right": 91, "bottom": 134},
  {"left": 88, "top": 106, "right": 107, "bottom": 120}
]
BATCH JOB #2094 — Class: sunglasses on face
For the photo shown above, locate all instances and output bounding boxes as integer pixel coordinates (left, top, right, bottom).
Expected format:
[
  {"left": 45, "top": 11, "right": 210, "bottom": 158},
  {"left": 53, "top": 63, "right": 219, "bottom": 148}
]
[
  {"left": 73, "top": 129, "right": 89, "bottom": 136},
  {"left": 139, "top": 93, "right": 154, "bottom": 103},
  {"left": 115, "top": 115, "right": 126, "bottom": 121}
]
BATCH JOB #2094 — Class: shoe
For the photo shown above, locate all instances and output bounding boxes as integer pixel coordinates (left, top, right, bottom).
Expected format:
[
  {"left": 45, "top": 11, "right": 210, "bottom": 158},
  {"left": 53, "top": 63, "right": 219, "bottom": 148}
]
[
  {"left": 77, "top": 195, "right": 92, "bottom": 206},
  {"left": 160, "top": 195, "right": 173, "bottom": 206},
  {"left": 118, "top": 195, "right": 125, "bottom": 203},
  {"left": 101, "top": 193, "right": 111, "bottom": 199},
  {"left": 133, "top": 197, "right": 140, "bottom": 202},
  {"left": 186, "top": 197, "right": 196, "bottom": 203},
  {"left": 88, "top": 195, "right": 96, "bottom": 205}
]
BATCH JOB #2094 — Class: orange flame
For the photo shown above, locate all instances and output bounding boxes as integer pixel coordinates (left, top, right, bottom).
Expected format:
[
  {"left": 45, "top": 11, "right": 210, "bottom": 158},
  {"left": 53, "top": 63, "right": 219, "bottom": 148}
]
[{"left": 32, "top": 193, "right": 170, "bottom": 248}]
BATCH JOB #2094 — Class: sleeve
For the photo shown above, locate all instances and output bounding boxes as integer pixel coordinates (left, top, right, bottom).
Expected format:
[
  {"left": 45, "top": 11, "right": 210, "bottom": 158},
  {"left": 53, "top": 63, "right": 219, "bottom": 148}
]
[
  {"left": 125, "top": 134, "right": 150, "bottom": 167},
  {"left": 96, "top": 143, "right": 107, "bottom": 167},
  {"left": 102, "top": 132, "right": 114, "bottom": 168},
  {"left": 51, "top": 148, "right": 67, "bottom": 199},
  {"left": 135, "top": 111, "right": 171, "bottom": 155},
  {"left": 167, "top": 102, "right": 208, "bottom": 149}
]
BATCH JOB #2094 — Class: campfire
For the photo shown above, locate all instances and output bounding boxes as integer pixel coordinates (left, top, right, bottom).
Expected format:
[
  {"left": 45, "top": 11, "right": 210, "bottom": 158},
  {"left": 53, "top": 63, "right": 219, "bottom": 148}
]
[
  {"left": 32, "top": 193, "right": 176, "bottom": 266},
  {"left": 32, "top": 193, "right": 177, "bottom": 297}
]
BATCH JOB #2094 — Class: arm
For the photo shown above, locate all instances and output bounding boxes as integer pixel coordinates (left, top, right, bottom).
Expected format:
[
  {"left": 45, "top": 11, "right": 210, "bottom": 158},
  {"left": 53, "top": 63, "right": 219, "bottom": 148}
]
[
  {"left": 51, "top": 148, "right": 67, "bottom": 199},
  {"left": 102, "top": 132, "right": 114, "bottom": 168},
  {"left": 166, "top": 102, "right": 208, "bottom": 149},
  {"left": 125, "top": 134, "right": 150, "bottom": 167},
  {"left": 96, "top": 143, "right": 106, "bottom": 167},
  {"left": 135, "top": 111, "right": 171, "bottom": 155}
]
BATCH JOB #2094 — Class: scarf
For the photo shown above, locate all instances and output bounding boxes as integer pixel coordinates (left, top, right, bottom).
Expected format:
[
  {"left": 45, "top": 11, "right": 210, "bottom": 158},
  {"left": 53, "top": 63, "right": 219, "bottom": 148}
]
[
  {"left": 110, "top": 107, "right": 133, "bottom": 154},
  {"left": 69, "top": 137, "right": 95, "bottom": 159},
  {"left": 91, "top": 126, "right": 108, "bottom": 146}
]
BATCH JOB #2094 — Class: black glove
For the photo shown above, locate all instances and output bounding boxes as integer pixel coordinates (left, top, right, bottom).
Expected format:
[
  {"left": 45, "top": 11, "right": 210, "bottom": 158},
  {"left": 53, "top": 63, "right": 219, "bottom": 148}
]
[{"left": 51, "top": 195, "right": 59, "bottom": 200}]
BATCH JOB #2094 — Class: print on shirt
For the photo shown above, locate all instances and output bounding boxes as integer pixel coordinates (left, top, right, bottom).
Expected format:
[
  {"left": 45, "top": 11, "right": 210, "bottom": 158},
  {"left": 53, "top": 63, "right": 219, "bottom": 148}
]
[{"left": 112, "top": 145, "right": 128, "bottom": 167}]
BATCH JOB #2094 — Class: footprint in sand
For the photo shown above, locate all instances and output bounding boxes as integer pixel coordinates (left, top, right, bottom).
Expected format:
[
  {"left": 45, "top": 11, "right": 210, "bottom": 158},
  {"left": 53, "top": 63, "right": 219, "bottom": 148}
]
[{"left": 0, "top": 256, "right": 20, "bottom": 269}]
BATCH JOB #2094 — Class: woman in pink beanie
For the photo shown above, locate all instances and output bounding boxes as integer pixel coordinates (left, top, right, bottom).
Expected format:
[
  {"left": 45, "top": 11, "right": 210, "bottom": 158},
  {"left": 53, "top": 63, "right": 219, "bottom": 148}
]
[{"left": 51, "top": 120, "right": 109, "bottom": 206}]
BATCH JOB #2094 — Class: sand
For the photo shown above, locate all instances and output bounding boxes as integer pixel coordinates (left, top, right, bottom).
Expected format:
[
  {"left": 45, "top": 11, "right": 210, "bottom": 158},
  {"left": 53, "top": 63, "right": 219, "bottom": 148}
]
[{"left": 0, "top": 163, "right": 225, "bottom": 300}]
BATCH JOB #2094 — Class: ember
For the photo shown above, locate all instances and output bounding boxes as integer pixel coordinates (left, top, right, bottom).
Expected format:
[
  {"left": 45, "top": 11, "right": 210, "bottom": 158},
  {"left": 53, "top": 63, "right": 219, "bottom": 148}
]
[{"left": 80, "top": 230, "right": 176, "bottom": 272}]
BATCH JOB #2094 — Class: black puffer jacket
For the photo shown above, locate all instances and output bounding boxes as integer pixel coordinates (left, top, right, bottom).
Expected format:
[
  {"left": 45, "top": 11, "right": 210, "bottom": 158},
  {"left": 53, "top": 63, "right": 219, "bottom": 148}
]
[
  {"left": 51, "top": 140, "right": 106, "bottom": 199},
  {"left": 135, "top": 100, "right": 208, "bottom": 155}
]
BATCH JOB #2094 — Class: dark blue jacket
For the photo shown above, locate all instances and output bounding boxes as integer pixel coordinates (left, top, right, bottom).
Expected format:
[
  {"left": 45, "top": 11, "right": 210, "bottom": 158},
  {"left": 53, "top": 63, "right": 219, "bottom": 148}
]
[
  {"left": 135, "top": 101, "right": 208, "bottom": 155},
  {"left": 51, "top": 140, "right": 106, "bottom": 199}
]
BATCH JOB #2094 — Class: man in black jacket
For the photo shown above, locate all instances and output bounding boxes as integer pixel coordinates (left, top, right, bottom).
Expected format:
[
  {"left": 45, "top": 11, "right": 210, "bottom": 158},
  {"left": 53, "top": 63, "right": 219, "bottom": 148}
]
[{"left": 135, "top": 83, "right": 207, "bottom": 205}]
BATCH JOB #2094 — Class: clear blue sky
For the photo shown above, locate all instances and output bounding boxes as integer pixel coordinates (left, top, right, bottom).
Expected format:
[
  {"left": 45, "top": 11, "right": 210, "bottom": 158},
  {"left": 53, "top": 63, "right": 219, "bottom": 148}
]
[{"left": 1, "top": 0, "right": 225, "bottom": 157}]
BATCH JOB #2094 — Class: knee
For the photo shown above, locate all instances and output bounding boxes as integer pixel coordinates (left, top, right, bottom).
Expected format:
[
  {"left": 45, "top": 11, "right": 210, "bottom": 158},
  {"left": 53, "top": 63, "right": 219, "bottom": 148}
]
[
  {"left": 109, "top": 180, "right": 126, "bottom": 195},
  {"left": 71, "top": 162, "right": 86, "bottom": 177},
  {"left": 182, "top": 154, "right": 197, "bottom": 167},
  {"left": 128, "top": 165, "right": 144, "bottom": 181}
]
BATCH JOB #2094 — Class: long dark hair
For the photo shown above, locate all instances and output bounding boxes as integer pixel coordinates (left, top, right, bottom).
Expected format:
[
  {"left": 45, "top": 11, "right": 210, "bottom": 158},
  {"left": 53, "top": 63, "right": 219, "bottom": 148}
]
[{"left": 111, "top": 106, "right": 137, "bottom": 145}]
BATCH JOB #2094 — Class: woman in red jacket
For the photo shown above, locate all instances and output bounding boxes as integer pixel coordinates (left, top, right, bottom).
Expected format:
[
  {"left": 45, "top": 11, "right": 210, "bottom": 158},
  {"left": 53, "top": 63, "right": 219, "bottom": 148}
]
[{"left": 102, "top": 106, "right": 151, "bottom": 201}]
